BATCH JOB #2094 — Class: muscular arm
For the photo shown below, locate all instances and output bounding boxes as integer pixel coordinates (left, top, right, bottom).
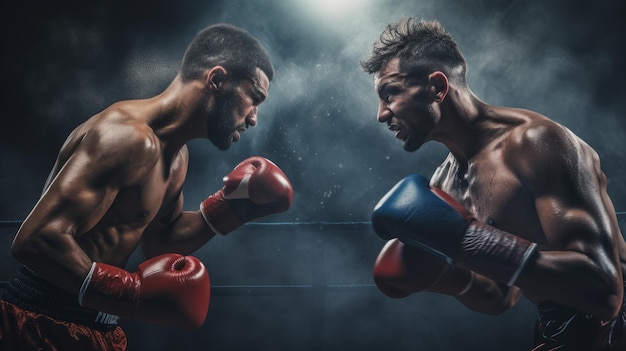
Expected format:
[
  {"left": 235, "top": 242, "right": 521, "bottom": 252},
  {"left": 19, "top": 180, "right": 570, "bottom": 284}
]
[
  {"left": 141, "top": 155, "right": 294, "bottom": 258},
  {"left": 456, "top": 273, "right": 522, "bottom": 315},
  {"left": 429, "top": 159, "right": 523, "bottom": 315},
  {"left": 137, "top": 146, "right": 218, "bottom": 258},
  {"left": 510, "top": 122, "right": 623, "bottom": 320},
  {"left": 140, "top": 192, "right": 217, "bottom": 259},
  {"left": 11, "top": 120, "right": 159, "bottom": 294}
]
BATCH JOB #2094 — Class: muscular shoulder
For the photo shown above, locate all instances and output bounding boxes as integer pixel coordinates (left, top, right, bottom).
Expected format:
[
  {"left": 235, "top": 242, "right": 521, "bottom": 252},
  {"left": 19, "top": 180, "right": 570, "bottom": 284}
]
[
  {"left": 69, "top": 109, "right": 161, "bottom": 186},
  {"left": 503, "top": 113, "right": 597, "bottom": 190}
]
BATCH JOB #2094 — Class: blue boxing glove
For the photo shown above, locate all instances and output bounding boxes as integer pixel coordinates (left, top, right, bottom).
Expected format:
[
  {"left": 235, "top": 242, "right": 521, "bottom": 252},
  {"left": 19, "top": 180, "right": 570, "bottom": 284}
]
[{"left": 372, "top": 174, "right": 537, "bottom": 286}]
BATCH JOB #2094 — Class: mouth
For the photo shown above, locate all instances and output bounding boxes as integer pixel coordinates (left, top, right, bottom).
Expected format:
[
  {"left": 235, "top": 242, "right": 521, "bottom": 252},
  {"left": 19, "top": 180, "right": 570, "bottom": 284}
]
[
  {"left": 232, "top": 127, "right": 247, "bottom": 142},
  {"left": 388, "top": 123, "right": 408, "bottom": 142}
]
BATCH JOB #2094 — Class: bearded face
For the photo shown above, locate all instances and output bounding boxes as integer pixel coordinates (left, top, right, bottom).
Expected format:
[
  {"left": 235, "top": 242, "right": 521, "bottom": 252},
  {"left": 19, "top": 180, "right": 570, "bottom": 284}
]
[{"left": 207, "top": 85, "right": 243, "bottom": 150}]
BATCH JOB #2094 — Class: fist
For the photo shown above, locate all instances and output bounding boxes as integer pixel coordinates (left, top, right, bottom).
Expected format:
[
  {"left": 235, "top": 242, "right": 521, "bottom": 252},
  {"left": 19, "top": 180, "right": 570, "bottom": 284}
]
[
  {"left": 82, "top": 254, "right": 210, "bottom": 329},
  {"left": 373, "top": 239, "right": 473, "bottom": 298},
  {"left": 372, "top": 173, "right": 537, "bottom": 286},
  {"left": 200, "top": 156, "right": 293, "bottom": 235},
  {"left": 371, "top": 173, "right": 471, "bottom": 261},
  {"left": 137, "top": 254, "right": 211, "bottom": 329}
]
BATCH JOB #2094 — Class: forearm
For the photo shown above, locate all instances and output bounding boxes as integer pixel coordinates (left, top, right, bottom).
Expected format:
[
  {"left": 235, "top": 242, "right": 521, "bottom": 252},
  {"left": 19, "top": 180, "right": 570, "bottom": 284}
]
[
  {"left": 515, "top": 249, "right": 622, "bottom": 320},
  {"left": 142, "top": 211, "right": 217, "bottom": 258},
  {"left": 457, "top": 222, "right": 622, "bottom": 319},
  {"left": 455, "top": 272, "right": 521, "bottom": 315},
  {"left": 12, "top": 229, "right": 93, "bottom": 294}
]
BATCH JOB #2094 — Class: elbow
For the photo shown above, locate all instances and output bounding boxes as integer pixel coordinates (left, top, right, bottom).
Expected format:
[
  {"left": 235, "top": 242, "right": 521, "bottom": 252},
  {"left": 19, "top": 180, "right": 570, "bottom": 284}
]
[
  {"left": 11, "top": 235, "right": 31, "bottom": 263},
  {"left": 11, "top": 231, "right": 55, "bottom": 269},
  {"left": 599, "top": 261, "right": 625, "bottom": 321},
  {"left": 587, "top": 267, "right": 624, "bottom": 321},
  {"left": 594, "top": 287, "right": 623, "bottom": 322},
  {"left": 11, "top": 235, "right": 40, "bottom": 267}
]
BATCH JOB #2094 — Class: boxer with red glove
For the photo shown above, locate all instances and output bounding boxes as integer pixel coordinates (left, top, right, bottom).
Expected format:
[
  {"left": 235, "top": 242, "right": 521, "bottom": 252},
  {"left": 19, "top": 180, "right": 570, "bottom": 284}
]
[
  {"left": 79, "top": 254, "right": 210, "bottom": 329},
  {"left": 200, "top": 156, "right": 293, "bottom": 235},
  {"left": 374, "top": 238, "right": 475, "bottom": 298},
  {"left": 372, "top": 173, "right": 537, "bottom": 286}
]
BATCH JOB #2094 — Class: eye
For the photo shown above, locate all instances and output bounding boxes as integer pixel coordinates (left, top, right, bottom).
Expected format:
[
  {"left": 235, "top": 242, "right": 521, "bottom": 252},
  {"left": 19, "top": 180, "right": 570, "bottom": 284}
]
[
  {"left": 381, "top": 86, "right": 400, "bottom": 103},
  {"left": 248, "top": 95, "right": 259, "bottom": 106},
  {"left": 251, "top": 93, "right": 265, "bottom": 106}
]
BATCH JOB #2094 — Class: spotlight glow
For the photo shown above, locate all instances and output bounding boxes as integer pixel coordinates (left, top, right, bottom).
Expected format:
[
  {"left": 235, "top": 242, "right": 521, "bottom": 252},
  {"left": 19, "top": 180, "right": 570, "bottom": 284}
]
[
  {"left": 313, "top": 0, "right": 359, "bottom": 15},
  {"left": 298, "top": 0, "right": 372, "bottom": 20}
]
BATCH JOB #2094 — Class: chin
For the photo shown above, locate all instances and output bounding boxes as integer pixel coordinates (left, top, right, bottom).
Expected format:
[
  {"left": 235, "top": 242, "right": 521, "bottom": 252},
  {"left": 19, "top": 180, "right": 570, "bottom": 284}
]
[
  {"left": 209, "top": 137, "right": 232, "bottom": 151},
  {"left": 403, "top": 139, "right": 422, "bottom": 152}
]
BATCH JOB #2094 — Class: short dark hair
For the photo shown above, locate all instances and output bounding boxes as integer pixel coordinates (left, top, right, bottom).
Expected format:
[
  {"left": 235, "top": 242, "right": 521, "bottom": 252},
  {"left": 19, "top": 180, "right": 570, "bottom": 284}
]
[
  {"left": 361, "top": 18, "right": 467, "bottom": 83},
  {"left": 180, "top": 24, "right": 274, "bottom": 83}
]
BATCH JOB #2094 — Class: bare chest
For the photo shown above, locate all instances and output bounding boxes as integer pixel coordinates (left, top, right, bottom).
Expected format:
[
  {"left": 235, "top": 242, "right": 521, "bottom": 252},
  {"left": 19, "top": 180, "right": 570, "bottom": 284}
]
[
  {"left": 431, "top": 155, "right": 544, "bottom": 243},
  {"left": 79, "top": 153, "right": 187, "bottom": 264},
  {"left": 104, "top": 157, "right": 186, "bottom": 228}
]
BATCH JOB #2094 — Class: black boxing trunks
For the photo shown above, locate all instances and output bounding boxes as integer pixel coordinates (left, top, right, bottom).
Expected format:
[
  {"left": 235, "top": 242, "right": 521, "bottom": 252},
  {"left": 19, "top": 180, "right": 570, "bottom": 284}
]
[
  {"left": 0, "top": 266, "right": 126, "bottom": 351},
  {"left": 532, "top": 282, "right": 626, "bottom": 351}
]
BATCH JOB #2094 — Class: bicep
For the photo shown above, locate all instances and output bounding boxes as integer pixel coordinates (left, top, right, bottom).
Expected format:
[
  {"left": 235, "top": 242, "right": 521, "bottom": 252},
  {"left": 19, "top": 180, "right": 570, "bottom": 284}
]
[
  {"left": 513, "top": 125, "right": 617, "bottom": 262},
  {"left": 11, "top": 148, "right": 124, "bottom": 290},
  {"left": 15, "top": 124, "right": 156, "bottom": 252},
  {"left": 18, "top": 150, "right": 120, "bottom": 243}
]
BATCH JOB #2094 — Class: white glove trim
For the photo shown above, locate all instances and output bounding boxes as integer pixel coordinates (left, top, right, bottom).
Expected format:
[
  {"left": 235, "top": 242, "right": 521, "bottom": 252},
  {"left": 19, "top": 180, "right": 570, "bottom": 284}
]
[
  {"left": 199, "top": 201, "right": 225, "bottom": 236},
  {"left": 78, "top": 262, "right": 97, "bottom": 306},
  {"left": 223, "top": 174, "right": 251, "bottom": 200},
  {"left": 507, "top": 242, "right": 537, "bottom": 286}
]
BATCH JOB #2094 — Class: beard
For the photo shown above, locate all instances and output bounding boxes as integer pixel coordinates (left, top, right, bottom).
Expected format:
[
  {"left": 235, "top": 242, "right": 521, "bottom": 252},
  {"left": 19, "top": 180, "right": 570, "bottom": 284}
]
[
  {"left": 207, "top": 87, "right": 240, "bottom": 151},
  {"left": 403, "top": 104, "right": 436, "bottom": 152}
]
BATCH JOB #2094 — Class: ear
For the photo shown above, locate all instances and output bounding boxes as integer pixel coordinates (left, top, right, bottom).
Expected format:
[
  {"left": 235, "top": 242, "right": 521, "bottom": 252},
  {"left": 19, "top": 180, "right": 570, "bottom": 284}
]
[
  {"left": 428, "top": 71, "right": 449, "bottom": 103},
  {"left": 205, "top": 66, "right": 228, "bottom": 90}
]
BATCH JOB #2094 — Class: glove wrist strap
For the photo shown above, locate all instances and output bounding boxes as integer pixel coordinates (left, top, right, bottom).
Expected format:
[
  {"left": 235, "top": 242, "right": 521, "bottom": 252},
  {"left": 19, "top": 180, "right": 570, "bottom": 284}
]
[
  {"left": 200, "top": 193, "right": 243, "bottom": 235},
  {"left": 457, "top": 221, "right": 537, "bottom": 286}
]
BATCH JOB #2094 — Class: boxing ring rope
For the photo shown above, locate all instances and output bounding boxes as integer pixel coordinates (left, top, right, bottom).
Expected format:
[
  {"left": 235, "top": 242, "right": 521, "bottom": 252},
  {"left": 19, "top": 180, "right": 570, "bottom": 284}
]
[
  {"left": 0, "top": 220, "right": 380, "bottom": 294},
  {"left": 1, "top": 214, "right": 625, "bottom": 293},
  {"left": 1, "top": 214, "right": 625, "bottom": 350}
]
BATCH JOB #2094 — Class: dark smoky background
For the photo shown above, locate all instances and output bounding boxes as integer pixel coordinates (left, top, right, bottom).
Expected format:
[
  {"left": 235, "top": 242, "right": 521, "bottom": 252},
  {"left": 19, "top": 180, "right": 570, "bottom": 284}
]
[{"left": 1, "top": 0, "right": 625, "bottom": 350}]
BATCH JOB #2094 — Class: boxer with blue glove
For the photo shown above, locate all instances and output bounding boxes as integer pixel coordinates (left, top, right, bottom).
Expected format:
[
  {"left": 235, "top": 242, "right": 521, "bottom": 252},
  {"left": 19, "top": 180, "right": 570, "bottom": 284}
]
[
  {"left": 362, "top": 17, "right": 625, "bottom": 350},
  {"left": 372, "top": 173, "right": 537, "bottom": 287}
]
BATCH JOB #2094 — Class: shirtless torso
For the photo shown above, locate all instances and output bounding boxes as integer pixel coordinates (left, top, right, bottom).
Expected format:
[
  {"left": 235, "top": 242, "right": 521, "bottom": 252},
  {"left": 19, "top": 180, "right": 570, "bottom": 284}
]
[
  {"left": 430, "top": 106, "right": 626, "bottom": 308},
  {"left": 46, "top": 107, "right": 189, "bottom": 267},
  {"left": 12, "top": 97, "right": 211, "bottom": 294}
]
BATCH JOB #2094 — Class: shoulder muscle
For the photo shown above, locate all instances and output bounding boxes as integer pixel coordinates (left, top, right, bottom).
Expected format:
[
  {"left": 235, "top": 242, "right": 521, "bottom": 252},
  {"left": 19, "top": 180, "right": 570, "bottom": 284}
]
[{"left": 77, "top": 119, "right": 160, "bottom": 187}]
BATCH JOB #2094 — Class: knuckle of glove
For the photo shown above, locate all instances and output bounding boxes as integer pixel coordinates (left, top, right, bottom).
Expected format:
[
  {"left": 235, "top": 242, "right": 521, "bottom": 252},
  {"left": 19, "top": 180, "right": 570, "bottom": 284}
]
[
  {"left": 139, "top": 254, "right": 184, "bottom": 275},
  {"left": 249, "top": 172, "right": 293, "bottom": 206}
]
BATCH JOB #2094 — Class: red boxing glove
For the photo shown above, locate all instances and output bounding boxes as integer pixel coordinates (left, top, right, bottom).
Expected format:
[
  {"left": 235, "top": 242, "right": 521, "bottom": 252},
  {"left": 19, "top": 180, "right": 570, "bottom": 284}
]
[
  {"left": 79, "top": 254, "right": 210, "bottom": 329},
  {"left": 200, "top": 156, "right": 293, "bottom": 235},
  {"left": 373, "top": 239, "right": 474, "bottom": 298}
]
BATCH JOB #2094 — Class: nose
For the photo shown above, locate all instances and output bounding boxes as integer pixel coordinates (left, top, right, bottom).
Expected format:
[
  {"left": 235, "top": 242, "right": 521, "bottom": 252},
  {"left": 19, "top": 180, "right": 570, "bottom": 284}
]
[
  {"left": 246, "top": 107, "right": 258, "bottom": 127},
  {"left": 377, "top": 102, "right": 391, "bottom": 124}
]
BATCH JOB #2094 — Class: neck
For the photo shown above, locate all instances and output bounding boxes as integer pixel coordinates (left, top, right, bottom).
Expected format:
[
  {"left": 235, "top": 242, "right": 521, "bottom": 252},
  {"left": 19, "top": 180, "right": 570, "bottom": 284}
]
[
  {"left": 146, "top": 75, "right": 209, "bottom": 153},
  {"left": 432, "top": 87, "right": 492, "bottom": 162}
]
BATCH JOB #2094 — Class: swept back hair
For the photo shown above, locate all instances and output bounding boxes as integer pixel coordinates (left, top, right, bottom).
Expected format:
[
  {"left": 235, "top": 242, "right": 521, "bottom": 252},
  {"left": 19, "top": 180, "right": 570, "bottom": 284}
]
[
  {"left": 361, "top": 18, "right": 467, "bottom": 84},
  {"left": 180, "top": 23, "right": 274, "bottom": 83}
]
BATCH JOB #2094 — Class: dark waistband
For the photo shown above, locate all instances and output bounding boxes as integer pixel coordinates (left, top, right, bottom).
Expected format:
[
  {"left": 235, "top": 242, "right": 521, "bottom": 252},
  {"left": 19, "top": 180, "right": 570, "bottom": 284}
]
[
  {"left": 536, "top": 301, "right": 591, "bottom": 322},
  {"left": 537, "top": 281, "right": 626, "bottom": 322},
  {"left": 1, "top": 266, "right": 119, "bottom": 331}
]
